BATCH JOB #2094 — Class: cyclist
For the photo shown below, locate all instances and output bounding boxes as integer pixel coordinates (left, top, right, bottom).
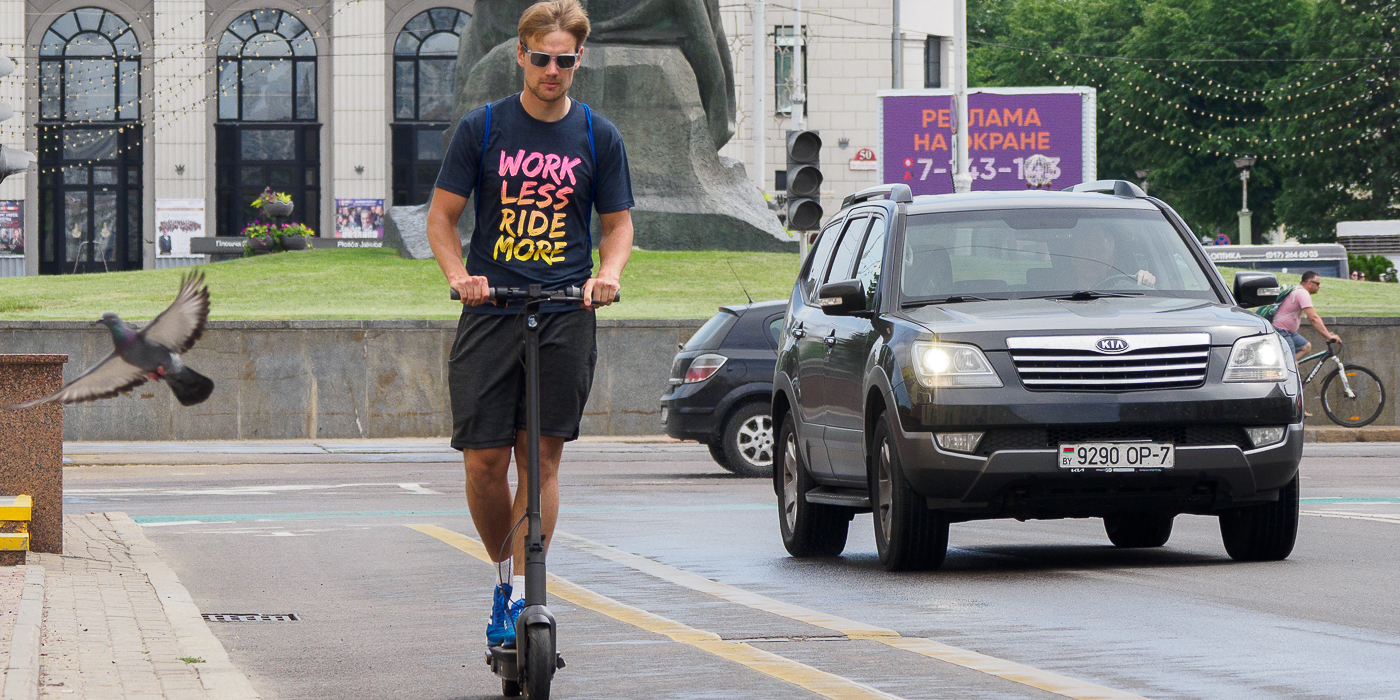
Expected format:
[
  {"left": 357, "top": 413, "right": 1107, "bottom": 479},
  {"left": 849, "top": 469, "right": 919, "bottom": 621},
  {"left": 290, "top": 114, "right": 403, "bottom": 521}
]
[
  {"left": 424, "top": 0, "right": 634, "bottom": 649},
  {"left": 1272, "top": 270, "right": 1340, "bottom": 362}
]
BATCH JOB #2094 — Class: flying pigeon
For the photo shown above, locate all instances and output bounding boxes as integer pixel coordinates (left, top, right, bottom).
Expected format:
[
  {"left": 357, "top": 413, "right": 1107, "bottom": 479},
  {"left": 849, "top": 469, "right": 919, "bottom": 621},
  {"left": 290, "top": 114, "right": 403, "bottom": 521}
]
[{"left": 4, "top": 271, "right": 214, "bottom": 409}]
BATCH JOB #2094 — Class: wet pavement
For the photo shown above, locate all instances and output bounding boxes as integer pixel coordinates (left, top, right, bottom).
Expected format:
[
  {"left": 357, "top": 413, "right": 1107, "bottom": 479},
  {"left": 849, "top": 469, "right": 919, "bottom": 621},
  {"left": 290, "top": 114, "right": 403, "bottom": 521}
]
[{"left": 59, "top": 440, "right": 1400, "bottom": 700}]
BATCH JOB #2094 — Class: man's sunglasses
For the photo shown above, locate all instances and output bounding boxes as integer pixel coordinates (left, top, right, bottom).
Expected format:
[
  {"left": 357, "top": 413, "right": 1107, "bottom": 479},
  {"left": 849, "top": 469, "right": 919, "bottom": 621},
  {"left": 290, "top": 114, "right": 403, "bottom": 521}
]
[{"left": 524, "top": 49, "right": 579, "bottom": 69}]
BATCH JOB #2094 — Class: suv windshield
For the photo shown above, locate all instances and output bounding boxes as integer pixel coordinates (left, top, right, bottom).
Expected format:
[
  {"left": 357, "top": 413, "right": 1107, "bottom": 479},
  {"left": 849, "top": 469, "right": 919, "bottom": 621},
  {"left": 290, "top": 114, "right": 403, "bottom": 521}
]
[{"left": 899, "top": 208, "right": 1218, "bottom": 303}]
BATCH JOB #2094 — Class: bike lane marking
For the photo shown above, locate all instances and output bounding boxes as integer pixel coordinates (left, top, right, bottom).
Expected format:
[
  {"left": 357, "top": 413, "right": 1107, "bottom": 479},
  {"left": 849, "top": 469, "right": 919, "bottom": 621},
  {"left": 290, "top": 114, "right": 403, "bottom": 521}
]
[
  {"left": 555, "top": 531, "right": 1149, "bottom": 700},
  {"left": 407, "top": 524, "right": 904, "bottom": 700}
]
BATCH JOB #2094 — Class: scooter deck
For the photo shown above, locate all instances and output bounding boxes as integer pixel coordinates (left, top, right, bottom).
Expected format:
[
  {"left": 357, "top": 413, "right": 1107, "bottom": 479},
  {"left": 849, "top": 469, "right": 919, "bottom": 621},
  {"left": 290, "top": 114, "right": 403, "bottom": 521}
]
[{"left": 485, "top": 644, "right": 566, "bottom": 680}]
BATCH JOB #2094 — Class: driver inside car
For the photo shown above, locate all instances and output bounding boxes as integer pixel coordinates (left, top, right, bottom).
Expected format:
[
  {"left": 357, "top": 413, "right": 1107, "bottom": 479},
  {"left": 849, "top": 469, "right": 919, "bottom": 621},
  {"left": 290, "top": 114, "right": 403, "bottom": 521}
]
[{"left": 1069, "top": 229, "right": 1157, "bottom": 288}]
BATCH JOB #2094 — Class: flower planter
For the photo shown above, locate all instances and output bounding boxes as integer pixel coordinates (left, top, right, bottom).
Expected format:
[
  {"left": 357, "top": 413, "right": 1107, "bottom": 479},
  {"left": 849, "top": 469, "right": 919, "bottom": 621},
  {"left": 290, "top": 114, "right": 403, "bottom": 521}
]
[
  {"left": 245, "top": 236, "right": 278, "bottom": 255},
  {"left": 261, "top": 201, "right": 294, "bottom": 219},
  {"left": 279, "top": 235, "right": 309, "bottom": 251}
]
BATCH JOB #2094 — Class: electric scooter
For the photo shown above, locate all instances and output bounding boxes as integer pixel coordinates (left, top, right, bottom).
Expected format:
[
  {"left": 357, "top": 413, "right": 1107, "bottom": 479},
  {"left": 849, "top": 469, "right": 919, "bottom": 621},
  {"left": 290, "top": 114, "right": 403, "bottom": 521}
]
[{"left": 449, "top": 283, "right": 617, "bottom": 699}]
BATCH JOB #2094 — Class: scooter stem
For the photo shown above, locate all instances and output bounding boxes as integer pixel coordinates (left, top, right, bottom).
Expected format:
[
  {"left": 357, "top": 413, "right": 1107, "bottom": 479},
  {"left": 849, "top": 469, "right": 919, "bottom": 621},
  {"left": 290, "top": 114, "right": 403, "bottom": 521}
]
[{"left": 524, "top": 286, "right": 547, "bottom": 608}]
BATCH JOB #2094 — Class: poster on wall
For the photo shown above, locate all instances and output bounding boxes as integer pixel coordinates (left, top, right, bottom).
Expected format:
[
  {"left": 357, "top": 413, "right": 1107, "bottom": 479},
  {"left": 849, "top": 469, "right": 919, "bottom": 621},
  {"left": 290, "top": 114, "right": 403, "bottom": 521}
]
[
  {"left": 0, "top": 201, "right": 22, "bottom": 257},
  {"left": 335, "top": 199, "right": 384, "bottom": 239},
  {"left": 878, "top": 87, "right": 1097, "bottom": 195},
  {"left": 155, "top": 199, "right": 205, "bottom": 258}
]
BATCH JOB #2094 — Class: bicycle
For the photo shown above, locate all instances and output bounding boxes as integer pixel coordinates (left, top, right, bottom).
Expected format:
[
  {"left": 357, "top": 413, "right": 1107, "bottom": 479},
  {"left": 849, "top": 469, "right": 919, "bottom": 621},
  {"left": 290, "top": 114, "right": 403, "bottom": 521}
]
[{"left": 1297, "top": 340, "right": 1386, "bottom": 427}]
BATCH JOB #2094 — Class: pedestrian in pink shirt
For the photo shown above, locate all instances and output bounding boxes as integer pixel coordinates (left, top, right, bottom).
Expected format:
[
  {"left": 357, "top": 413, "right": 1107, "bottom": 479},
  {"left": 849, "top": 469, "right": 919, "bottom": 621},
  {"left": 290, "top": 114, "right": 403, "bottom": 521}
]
[{"left": 1272, "top": 271, "right": 1342, "bottom": 361}]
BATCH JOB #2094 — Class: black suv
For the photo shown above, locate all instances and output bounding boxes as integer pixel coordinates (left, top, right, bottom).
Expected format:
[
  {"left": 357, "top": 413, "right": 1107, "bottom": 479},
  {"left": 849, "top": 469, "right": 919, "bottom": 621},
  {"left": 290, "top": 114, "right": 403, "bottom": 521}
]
[
  {"left": 773, "top": 181, "right": 1303, "bottom": 571},
  {"left": 662, "top": 300, "right": 787, "bottom": 476}
]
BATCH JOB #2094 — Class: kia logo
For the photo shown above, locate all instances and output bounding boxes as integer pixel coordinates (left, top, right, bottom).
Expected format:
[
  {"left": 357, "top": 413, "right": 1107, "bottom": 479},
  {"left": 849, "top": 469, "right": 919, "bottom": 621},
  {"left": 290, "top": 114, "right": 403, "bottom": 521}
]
[{"left": 1096, "top": 337, "right": 1129, "bottom": 353}]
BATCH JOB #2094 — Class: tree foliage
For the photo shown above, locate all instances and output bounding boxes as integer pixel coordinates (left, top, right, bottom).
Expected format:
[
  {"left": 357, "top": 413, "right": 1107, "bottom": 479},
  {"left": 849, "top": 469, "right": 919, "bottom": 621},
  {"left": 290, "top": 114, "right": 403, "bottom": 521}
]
[{"left": 969, "top": 0, "right": 1399, "bottom": 242}]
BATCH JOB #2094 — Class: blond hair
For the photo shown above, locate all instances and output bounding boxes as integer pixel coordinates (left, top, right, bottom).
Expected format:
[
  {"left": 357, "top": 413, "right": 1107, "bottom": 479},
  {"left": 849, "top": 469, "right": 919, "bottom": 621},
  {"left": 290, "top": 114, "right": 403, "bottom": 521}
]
[{"left": 518, "top": 0, "right": 590, "bottom": 50}]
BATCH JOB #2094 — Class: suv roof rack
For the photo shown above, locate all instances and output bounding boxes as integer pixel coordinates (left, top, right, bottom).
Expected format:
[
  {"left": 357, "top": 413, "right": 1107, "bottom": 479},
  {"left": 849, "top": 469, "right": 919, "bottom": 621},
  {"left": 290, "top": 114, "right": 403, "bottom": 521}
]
[
  {"left": 1064, "top": 180, "right": 1148, "bottom": 198},
  {"left": 842, "top": 183, "right": 914, "bottom": 209}
]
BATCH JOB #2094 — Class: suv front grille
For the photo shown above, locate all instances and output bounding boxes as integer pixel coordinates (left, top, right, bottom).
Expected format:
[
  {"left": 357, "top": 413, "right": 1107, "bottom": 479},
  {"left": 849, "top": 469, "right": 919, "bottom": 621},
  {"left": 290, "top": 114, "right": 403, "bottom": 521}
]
[
  {"left": 1008, "top": 333, "right": 1211, "bottom": 392},
  {"left": 977, "top": 424, "right": 1248, "bottom": 455}
]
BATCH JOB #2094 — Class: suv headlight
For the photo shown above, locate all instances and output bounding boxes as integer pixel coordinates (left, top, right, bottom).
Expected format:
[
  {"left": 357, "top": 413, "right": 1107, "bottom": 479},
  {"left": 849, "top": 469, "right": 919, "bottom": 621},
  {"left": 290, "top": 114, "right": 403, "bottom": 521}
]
[
  {"left": 1224, "top": 334, "right": 1287, "bottom": 383},
  {"left": 911, "top": 341, "right": 1002, "bottom": 388}
]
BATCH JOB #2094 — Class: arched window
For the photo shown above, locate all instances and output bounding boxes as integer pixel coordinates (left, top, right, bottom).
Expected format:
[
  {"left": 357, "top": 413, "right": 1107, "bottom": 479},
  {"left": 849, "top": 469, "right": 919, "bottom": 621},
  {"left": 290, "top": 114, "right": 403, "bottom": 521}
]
[
  {"left": 392, "top": 8, "right": 469, "bottom": 205},
  {"left": 217, "top": 9, "right": 316, "bottom": 121},
  {"left": 214, "top": 9, "right": 321, "bottom": 237},
  {"left": 36, "top": 8, "right": 143, "bottom": 275},
  {"left": 39, "top": 7, "right": 140, "bottom": 122}
]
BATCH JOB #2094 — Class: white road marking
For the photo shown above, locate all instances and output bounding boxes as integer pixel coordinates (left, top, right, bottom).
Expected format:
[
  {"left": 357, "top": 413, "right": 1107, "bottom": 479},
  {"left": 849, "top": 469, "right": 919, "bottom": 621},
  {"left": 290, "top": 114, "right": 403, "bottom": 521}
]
[
  {"left": 1303, "top": 510, "right": 1400, "bottom": 524},
  {"left": 67, "top": 482, "right": 442, "bottom": 496}
]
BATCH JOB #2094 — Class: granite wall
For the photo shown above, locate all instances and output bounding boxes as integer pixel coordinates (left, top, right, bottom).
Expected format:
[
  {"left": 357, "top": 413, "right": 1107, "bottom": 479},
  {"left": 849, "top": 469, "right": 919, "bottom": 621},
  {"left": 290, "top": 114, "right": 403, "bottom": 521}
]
[{"left": 0, "top": 319, "right": 704, "bottom": 441}]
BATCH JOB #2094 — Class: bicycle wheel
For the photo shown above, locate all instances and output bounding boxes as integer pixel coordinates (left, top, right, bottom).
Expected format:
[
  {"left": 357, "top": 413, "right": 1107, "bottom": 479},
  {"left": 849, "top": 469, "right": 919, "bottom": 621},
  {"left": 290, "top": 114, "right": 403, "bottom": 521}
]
[{"left": 1321, "top": 364, "right": 1386, "bottom": 427}]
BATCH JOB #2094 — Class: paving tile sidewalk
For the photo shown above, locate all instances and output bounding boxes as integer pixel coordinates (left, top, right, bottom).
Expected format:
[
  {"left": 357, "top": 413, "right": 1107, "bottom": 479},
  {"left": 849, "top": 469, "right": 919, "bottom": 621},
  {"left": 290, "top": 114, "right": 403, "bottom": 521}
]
[{"left": 22, "top": 514, "right": 259, "bottom": 700}]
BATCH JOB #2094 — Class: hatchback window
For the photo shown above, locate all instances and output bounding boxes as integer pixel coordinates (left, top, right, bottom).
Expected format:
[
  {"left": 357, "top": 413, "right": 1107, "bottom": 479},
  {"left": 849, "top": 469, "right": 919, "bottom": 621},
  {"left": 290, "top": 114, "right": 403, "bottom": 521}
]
[
  {"left": 899, "top": 208, "right": 1218, "bottom": 302},
  {"left": 683, "top": 310, "right": 738, "bottom": 351}
]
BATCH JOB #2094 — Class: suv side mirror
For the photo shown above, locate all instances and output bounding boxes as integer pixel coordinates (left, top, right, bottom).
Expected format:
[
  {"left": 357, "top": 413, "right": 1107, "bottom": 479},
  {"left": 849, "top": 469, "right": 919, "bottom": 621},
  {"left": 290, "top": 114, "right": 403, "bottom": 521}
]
[
  {"left": 818, "top": 279, "right": 867, "bottom": 316},
  {"left": 1234, "top": 271, "right": 1281, "bottom": 308}
]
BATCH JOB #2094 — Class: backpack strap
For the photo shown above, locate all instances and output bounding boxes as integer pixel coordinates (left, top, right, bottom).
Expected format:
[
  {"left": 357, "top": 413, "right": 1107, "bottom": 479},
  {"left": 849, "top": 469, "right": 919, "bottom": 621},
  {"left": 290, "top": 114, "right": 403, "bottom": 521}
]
[
  {"left": 474, "top": 102, "right": 492, "bottom": 220},
  {"left": 582, "top": 101, "right": 597, "bottom": 247}
]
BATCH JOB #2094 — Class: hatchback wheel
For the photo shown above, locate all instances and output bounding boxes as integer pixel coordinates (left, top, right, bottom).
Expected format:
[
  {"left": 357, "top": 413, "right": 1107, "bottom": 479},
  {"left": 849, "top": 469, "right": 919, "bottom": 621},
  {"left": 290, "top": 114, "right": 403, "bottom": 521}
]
[
  {"left": 776, "top": 415, "right": 849, "bottom": 557},
  {"left": 870, "top": 414, "right": 948, "bottom": 571},
  {"left": 720, "top": 403, "right": 775, "bottom": 478}
]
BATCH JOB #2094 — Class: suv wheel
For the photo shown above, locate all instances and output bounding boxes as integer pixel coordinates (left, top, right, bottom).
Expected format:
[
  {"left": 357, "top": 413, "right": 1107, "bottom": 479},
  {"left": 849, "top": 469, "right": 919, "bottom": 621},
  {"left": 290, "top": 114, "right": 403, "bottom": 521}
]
[
  {"left": 1104, "top": 513, "right": 1174, "bottom": 548},
  {"left": 870, "top": 415, "right": 949, "bottom": 571},
  {"left": 719, "top": 403, "right": 774, "bottom": 478},
  {"left": 776, "top": 415, "right": 849, "bottom": 557},
  {"left": 1219, "top": 475, "right": 1299, "bottom": 561}
]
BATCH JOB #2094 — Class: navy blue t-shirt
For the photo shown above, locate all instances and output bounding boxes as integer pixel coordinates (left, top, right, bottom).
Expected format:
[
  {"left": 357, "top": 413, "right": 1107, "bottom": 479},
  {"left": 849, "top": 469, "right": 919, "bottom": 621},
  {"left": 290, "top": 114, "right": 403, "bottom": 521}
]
[{"left": 436, "top": 93, "right": 634, "bottom": 314}]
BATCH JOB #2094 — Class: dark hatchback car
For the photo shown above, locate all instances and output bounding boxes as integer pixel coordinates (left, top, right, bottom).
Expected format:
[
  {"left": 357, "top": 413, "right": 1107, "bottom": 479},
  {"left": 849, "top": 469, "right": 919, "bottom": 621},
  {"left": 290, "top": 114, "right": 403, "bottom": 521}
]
[
  {"left": 662, "top": 300, "right": 787, "bottom": 477},
  {"left": 773, "top": 181, "right": 1303, "bottom": 571}
]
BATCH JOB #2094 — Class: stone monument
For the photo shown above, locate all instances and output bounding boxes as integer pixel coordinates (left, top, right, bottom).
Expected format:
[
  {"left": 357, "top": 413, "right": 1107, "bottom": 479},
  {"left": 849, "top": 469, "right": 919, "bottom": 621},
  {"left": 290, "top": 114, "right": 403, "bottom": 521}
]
[{"left": 385, "top": 0, "right": 794, "bottom": 258}]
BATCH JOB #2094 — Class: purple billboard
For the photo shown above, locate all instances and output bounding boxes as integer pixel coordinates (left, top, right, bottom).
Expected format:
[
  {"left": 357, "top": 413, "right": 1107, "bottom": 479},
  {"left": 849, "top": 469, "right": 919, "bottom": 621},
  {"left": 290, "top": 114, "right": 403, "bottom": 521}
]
[{"left": 880, "top": 88, "right": 1095, "bottom": 195}]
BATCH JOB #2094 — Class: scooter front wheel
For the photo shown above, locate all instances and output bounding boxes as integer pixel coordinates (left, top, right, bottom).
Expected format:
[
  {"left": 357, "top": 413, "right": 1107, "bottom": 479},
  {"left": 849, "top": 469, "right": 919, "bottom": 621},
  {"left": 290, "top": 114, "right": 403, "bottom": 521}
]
[{"left": 523, "top": 625, "right": 554, "bottom": 699}]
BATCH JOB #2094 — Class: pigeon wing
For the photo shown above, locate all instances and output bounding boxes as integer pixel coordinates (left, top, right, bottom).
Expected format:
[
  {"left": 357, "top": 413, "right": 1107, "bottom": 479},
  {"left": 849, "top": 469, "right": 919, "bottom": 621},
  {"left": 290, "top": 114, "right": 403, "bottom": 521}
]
[
  {"left": 138, "top": 271, "right": 210, "bottom": 354},
  {"left": 2, "top": 353, "right": 149, "bottom": 409}
]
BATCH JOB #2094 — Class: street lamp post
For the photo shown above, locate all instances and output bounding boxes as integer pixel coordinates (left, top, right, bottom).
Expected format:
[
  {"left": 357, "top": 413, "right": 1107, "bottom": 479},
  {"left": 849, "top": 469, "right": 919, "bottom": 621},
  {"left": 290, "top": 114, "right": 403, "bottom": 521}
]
[
  {"left": 1234, "top": 156, "right": 1255, "bottom": 245},
  {"left": 951, "top": 0, "right": 972, "bottom": 193},
  {"left": 1134, "top": 169, "right": 1150, "bottom": 196}
]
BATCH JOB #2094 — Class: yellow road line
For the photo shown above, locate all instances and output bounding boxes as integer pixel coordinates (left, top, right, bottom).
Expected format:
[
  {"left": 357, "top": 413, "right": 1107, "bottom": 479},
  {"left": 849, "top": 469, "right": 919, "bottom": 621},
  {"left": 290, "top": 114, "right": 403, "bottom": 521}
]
[
  {"left": 406, "top": 524, "right": 903, "bottom": 700},
  {"left": 556, "top": 531, "right": 1149, "bottom": 700}
]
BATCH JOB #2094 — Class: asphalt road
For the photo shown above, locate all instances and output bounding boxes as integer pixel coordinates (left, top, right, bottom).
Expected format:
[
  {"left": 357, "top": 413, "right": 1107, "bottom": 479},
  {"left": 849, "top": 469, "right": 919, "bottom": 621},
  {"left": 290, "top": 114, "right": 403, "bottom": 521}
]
[{"left": 62, "top": 440, "right": 1400, "bottom": 700}]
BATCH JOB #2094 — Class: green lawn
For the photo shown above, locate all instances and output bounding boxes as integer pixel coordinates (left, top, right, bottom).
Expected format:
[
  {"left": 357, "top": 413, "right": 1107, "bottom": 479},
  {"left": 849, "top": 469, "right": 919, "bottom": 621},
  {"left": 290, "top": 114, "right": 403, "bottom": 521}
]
[
  {"left": 1217, "top": 268, "right": 1400, "bottom": 317},
  {"left": 0, "top": 251, "right": 1394, "bottom": 321},
  {"left": 0, "top": 248, "right": 801, "bottom": 321}
]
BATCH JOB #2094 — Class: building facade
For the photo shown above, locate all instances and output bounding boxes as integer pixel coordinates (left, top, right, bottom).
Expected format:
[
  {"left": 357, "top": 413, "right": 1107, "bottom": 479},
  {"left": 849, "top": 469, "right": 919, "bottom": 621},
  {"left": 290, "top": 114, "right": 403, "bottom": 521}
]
[{"left": 0, "top": 0, "right": 950, "bottom": 275}]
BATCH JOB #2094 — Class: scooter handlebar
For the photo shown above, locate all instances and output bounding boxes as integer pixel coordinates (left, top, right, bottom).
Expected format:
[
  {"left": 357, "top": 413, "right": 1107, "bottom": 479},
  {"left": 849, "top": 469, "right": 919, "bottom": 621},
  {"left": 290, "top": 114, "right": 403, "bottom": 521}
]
[{"left": 449, "top": 285, "right": 621, "bottom": 303}]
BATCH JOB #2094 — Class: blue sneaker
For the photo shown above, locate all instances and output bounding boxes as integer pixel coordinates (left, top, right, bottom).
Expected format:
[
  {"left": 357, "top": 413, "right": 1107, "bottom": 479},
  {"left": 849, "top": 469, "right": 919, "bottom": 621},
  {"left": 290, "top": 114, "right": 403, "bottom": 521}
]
[{"left": 486, "top": 584, "right": 514, "bottom": 647}]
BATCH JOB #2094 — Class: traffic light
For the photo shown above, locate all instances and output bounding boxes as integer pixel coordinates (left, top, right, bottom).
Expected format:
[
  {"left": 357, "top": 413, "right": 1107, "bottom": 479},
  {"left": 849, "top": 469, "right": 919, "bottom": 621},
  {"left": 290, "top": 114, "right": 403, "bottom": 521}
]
[
  {"left": 785, "top": 130, "right": 823, "bottom": 231},
  {"left": 0, "top": 55, "right": 35, "bottom": 185}
]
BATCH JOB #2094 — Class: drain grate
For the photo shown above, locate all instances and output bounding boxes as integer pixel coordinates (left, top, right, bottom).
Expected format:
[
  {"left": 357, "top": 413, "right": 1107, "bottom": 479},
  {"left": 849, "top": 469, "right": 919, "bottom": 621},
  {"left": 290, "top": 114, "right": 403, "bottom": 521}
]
[{"left": 202, "top": 613, "right": 301, "bottom": 622}]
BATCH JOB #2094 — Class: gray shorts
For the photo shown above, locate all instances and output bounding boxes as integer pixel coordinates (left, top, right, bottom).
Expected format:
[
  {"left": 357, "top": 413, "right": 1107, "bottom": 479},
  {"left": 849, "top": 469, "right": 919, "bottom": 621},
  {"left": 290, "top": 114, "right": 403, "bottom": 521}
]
[{"left": 1276, "top": 328, "right": 1308, "bottom": 353}]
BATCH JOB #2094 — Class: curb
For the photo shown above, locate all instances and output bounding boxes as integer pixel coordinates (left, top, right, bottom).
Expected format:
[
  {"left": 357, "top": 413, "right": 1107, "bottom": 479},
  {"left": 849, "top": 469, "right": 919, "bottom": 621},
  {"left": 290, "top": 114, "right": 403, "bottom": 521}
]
[
  {"left": 1304, "top": 426, "right": 1400, "bottom": 443},
  {"left": 106, "top": 514, "right": 262, "bottom": 700},
  {"left": 2, "top": 565, "right": 44, "bottom": 700}
]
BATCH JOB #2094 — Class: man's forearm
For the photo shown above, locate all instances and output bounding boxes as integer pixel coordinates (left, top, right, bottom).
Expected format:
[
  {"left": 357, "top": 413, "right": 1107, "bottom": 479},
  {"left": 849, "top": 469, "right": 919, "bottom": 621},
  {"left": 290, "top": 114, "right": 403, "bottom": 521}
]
[
  {"left": 1306, "top": 309, "right": 1335, "bottom": 338},
  {"left": 427, "top": 207, "right": 468, "bottom": 281},
  {"left": 596, "top": 215, "right": 633, "bottom": 281}
]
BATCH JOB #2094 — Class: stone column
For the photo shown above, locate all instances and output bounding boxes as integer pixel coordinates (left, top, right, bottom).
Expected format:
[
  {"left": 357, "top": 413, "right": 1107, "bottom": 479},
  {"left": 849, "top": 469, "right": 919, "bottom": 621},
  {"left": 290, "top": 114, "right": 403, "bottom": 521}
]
[
  {"left": 152, "top": 0, "right": 207, "bottom": 208},
  {"left": 331, "top": 0, "right": 387, "bottom": 207},
  {"left": 0, "top": 0, "right": 28, "bottom": 277},
  {"left": 0, "top": 354, "right": 68, "bottom": 554}
]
